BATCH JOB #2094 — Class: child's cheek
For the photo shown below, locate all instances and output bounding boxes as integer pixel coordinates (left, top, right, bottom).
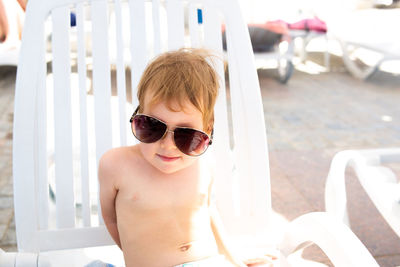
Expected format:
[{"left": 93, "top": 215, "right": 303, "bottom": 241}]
[
  {"left": 138, "top": 143, "right": 157, "bottom": 162},
  {"left": 181, "top": 156, "right": 199, "bottom": 170}
]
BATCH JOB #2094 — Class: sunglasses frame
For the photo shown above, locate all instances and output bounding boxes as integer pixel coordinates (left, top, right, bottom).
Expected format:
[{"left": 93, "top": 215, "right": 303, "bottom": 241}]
[{"left": 129, "top": 106, "right": 213, "bottom": 156}]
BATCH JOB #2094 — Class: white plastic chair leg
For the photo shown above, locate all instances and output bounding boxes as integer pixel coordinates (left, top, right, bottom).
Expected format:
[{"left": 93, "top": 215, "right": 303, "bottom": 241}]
[{"left": 340, "top": 41, "right": 381, "bottom": 80}]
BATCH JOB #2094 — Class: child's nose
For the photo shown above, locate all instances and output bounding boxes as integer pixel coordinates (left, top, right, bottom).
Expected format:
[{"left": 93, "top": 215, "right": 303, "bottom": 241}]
[{"left": 160, "top": 130, "right": 176, "bottom": 150}]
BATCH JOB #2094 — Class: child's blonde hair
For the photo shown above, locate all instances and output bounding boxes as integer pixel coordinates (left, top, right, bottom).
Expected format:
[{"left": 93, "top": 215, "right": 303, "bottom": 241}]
[{"left": 137, "top": 48, "right": 219, "bottom": 132}]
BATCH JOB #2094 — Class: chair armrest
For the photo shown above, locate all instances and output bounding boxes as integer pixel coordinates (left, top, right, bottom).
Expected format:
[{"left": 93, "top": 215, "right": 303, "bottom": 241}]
[
  {"left": 325, "top": 149, "right": 400, "bottom": 227},
  {"left": 325, "top": 150, "right": 367, "bottom": 226},
  {"left": 0, "top": 249, "right": 50, "bottom": 267},
  {"left": 0, "top": 249, "right": 16, "bottom": 267},
  {"left": 278, "top": 212, "right": 378, "bottom": 267}
]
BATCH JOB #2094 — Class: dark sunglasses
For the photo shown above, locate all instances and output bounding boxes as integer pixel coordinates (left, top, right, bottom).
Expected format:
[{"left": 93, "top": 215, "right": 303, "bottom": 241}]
[{"left": 129, "top": 107, "right": 213, "bottom": 156}]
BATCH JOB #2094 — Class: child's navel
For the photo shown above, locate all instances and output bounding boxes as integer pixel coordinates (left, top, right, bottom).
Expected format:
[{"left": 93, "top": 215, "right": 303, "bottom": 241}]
[
  {"left": 178, "top": 239, "right": 205, "bottom": 252},
  {"left": 179, "top": 243, "right": 191, "bottom": 252}
]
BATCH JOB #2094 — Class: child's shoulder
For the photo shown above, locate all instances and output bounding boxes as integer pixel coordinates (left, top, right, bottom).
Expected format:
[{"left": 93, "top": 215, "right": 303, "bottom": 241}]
[{"left": 98, "top": 145, "right": 142, "bottom": 178}]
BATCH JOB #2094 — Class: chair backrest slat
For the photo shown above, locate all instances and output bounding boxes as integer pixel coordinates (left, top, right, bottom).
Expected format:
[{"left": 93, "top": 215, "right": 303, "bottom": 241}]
[
  {"left": 114, "top": 0, "right": 128, "bottom": 147},
  {"left": 201, "top": 4, "right": 236, "bottom": 220},
  {"left": 203, "top": 6, "right": 220, "bottom": 52},
  {"left": 152, "top": 0, "right": 162, "bottom": 55},
  {"left": 202, "top": 5, "right": 228, "bottom": 147},
  {"left": 129, "top": 0, "right": 147, "bottom": 106},
  {"left": 13, "top": 0, "right": 44, "bottom": 250},
  {"left": 37, "top": 30, "right": 49, "bottom": 230},
  {"left": 76, "top": 2, "right": 91, "bottom": 227},
  {"left": 188, "top": 3, "right": 201, "bottom": 48},
  {"left": 224, "top": 7, "right": 272, "bottom": 231},
  {"left": 226, "top": 35, "right": 252, "bottom": 218},
  {"left": 51, "top": 6, "right": 76, "bottom": 228},
  {"left": 91, "top": 0, "right": 113, "bottom": 224},
  {"left": 166, "top": 0, "right": 184, "bottom": 50}
]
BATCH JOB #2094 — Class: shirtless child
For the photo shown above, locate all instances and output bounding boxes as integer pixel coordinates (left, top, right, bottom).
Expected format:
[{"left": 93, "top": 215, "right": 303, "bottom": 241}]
[{"left": 98, "top": 49, "right": 274, "bottom": 267}]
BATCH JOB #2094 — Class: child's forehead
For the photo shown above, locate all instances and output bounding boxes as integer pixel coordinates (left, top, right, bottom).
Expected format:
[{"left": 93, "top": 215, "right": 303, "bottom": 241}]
[
  {"left": 144, "top": 99, "right": 199, "bottom": 117},
  {"left": 143, "top": 91, "right": 201, "bottom": 115}
]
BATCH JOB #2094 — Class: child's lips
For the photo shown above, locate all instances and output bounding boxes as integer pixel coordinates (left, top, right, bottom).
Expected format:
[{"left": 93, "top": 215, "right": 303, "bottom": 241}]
[{"left": 157, "top": 154, "right": 180, "bottom": 162}]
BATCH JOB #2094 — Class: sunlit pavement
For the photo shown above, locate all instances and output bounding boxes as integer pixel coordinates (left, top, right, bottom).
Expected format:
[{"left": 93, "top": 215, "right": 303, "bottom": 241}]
[
  {"left": 1, "top": 51, "right": 400, "bottom": 266},
  {"left": 261, "top": 52, "right": 400, "bottom": 266}
]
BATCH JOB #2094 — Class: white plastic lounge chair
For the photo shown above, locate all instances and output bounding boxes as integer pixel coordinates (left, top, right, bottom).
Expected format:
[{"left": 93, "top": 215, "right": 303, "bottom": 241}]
[
  {"left": 325, "top": 148, "right": 400, "bottom": 238},
  {"left": 7, "top": 0, "right": 379, "bottom": 266},
  {"left": 327, "top": 8, "right": 400, "bottom": 79}
]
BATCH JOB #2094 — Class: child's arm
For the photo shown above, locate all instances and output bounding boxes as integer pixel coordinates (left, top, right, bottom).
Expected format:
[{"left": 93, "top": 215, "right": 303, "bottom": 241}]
[
  {"left": 98, "top": 152, "right": 121, "bottom": 249},
  {"left": 208, "top": 181, "right": 275, "bottom": 267},
  {"left": 208, "top": 179, "right": 246, "bottom": 267},
  {"left": 209, "top": 202, "right": 247, "bottom": 267}
]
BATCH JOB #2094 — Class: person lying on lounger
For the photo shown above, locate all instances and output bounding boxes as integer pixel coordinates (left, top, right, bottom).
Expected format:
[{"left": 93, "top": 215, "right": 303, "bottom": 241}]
[{"left": 0, "top": 0, "right": 26, "bottom": 52}]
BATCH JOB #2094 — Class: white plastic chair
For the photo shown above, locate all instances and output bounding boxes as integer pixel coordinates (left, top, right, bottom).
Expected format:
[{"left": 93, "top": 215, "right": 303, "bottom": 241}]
[
  {"left": 9, "top": 0, "right": 379, "bottom": 266},
  {"left": 327, "top": 7, "right": 400, "bottom": 79},
  {"left": 325, "top": 149, "right": 400, "bottom": 238}
]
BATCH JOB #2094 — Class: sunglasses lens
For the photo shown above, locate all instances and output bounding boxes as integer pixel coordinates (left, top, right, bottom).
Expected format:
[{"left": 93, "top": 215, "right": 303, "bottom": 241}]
[
  {"left": 174, "top": 128, "right": 210, "bottom": 156},
  {"left": 132, "top": 115, "right": 166, "bottom": 143}
]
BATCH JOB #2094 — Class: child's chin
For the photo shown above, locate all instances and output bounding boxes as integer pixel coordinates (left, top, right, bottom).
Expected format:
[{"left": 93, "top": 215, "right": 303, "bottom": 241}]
[
  {"left": 154, "top": 164, "right": 183, "bottom": 174},
  {"left": 153, "top": 159, "right": 196, "bottom": 174}
]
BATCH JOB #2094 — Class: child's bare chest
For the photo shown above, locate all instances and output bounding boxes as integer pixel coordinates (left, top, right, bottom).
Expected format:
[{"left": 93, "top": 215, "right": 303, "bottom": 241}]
[{"left": 118, "top": 168, "right": 211, "bottom": 212}]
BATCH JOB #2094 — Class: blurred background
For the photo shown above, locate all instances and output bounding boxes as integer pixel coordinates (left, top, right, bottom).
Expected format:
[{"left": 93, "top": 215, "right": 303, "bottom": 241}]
[{"left": 1, "top": 0, "right": 399, "bottom": 266}]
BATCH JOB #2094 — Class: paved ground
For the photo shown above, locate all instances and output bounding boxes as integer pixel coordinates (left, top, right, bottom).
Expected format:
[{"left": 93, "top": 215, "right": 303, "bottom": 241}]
[
  {"left": 1, "top": 52, "right": 400, "bottom": 266},
  {"left": 261, "top": 53, "right": 400, "bottom": 266},
  {"left": 0, "top": 66, "right": 16, "bottom": 254}
]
